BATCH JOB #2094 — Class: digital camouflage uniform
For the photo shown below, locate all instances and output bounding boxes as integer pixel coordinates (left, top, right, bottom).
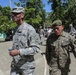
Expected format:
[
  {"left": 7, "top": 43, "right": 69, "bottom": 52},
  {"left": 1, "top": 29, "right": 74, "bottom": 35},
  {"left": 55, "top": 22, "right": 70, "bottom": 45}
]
[
  {"left": 10, "top": 22, "right": 40, "bottom": 75},
  {"left": 46, "top": 31, "right": 76, "bottom": 75}
]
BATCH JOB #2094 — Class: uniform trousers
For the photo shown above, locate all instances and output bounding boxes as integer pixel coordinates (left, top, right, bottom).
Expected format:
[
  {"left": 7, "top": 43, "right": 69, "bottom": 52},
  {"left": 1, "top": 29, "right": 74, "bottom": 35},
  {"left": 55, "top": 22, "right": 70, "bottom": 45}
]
[
  {"left": 10, "top": 67, "right": 35, "bottom": 75},
  {"left": 49, "top": 59, "right": 70, "bottom": 75}
]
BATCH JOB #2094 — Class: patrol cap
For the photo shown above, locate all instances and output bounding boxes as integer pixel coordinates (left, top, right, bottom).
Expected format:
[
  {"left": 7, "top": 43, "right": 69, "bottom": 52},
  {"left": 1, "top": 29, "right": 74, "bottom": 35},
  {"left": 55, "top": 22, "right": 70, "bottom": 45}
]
[
  {"left": 52, "top": 20, "right": 62, "bottom": 27},
  {"left": 11, "top": 7, "right": 24, "bottom": 13}
]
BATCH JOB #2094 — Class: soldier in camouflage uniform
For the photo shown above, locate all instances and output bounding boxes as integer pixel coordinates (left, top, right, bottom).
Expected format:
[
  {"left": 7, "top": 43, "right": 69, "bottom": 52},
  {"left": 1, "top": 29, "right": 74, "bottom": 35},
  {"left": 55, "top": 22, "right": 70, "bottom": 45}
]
[
  {"left": 39, "top": 27, "right": 44, "bottom": 45},
  {"left": 45, "top": 20, "right": 76, "bottom": 75},
  {"left": 8, "top": 7, "right": 40, "bottom": 75}
]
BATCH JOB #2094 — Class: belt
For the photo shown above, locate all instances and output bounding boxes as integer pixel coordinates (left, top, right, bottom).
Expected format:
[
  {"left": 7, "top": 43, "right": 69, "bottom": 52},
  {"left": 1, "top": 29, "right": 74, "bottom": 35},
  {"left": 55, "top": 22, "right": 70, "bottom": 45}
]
[
  {"left": 21, "top": 55, "right": 34, "bottom": 62},
  {"left": 12, "top": 55, "right": 34, "bottom": 68}
]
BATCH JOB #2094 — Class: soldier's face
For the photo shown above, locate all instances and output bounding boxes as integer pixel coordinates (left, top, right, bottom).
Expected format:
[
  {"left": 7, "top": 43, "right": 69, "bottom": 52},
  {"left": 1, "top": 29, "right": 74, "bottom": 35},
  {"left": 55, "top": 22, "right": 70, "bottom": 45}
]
[
  {"left": 12, "top": 13, "right": 24, "bottom": 22},
  {"left": 53, "top": 25, "right": 64, "bottom": 36}
]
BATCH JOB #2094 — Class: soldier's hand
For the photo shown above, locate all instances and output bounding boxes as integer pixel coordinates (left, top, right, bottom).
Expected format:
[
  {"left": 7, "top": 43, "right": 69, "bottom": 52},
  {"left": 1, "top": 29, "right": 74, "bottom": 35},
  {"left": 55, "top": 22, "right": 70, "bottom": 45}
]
[{"left": 9, "top": 49, "right": 20, "bottom": 56}]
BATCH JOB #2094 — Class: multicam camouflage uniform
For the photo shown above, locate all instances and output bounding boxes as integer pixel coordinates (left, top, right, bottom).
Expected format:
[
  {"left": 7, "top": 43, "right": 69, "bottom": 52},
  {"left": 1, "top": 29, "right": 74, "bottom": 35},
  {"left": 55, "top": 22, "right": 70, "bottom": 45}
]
[
  {"left": 46, "top": 31, "right": 76, "bottom": 75},
  {"left": 10, "top": 22, "right": 40, "bottom": 75}
]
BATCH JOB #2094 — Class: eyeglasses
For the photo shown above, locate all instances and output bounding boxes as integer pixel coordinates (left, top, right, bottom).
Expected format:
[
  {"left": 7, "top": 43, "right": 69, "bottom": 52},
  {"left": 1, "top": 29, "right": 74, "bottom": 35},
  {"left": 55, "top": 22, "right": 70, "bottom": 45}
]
[{"left": 12, "top": 13, "right": 21, "bottom": 17}]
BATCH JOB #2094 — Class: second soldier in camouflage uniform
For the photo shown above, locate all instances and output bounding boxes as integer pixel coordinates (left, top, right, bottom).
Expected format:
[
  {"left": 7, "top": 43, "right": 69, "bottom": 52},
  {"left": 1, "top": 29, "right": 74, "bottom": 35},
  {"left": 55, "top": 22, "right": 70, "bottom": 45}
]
[
  {"left": 9, "top": 7, "right": 40, "bottom": 75},
  {"left": 45, "top": 20, "right": 76, "bottom": 75}
]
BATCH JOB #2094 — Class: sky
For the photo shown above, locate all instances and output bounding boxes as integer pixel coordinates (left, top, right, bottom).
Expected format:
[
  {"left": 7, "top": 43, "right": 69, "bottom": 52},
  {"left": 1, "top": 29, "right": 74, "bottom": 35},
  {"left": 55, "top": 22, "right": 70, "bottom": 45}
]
[{"left": 0, "top": 0, "right": 52, "bottom": 12}]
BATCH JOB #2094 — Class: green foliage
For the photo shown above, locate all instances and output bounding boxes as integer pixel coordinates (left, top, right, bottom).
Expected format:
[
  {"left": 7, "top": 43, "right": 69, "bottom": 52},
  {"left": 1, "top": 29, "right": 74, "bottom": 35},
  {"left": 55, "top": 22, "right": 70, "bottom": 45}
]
[
  {"left": 24, "top": 7, "right": 42, "bottom": 25},
  {"left": 0, "top": 6, "right": 16, "bottom": 32},
  {"left": 24, "top": 0, "right": 46, "bottom": 28},
  {"left": 47, "top": 0, "right": 76, "bottom": 28}
]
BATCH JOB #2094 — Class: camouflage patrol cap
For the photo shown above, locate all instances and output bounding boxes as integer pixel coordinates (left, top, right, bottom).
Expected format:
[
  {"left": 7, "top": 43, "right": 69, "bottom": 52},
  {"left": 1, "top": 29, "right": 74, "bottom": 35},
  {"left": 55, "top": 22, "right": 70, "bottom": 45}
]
[
  {"left": 11, "top": 7, "right": 24, "bottom": 13},
  {"left": 52, "top": 20, "right": 62, "bottom": 27}
]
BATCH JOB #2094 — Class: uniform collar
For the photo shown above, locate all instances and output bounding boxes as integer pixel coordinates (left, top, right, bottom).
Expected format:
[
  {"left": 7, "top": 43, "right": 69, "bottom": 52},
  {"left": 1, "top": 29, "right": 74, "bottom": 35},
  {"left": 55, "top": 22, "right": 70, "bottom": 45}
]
[{"left": 60, "top": 31, "right": 66, "bottom": 37}]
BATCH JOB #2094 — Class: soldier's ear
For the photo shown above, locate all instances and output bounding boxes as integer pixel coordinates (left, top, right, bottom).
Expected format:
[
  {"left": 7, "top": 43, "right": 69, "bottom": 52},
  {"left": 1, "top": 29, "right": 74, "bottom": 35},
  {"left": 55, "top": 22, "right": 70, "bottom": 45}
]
[{"left": 62, "top": 25, "right": 64, "bottom": 29}]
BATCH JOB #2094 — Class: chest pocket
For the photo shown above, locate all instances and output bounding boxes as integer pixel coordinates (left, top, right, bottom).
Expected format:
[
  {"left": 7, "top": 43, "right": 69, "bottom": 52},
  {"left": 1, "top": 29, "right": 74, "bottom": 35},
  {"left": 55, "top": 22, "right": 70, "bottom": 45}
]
[
  {"left": 60, "top": 38, "right": 70, "bottom": 47},
  {"left": 16, "top": 29, "right": 29, "bottom": 49}
]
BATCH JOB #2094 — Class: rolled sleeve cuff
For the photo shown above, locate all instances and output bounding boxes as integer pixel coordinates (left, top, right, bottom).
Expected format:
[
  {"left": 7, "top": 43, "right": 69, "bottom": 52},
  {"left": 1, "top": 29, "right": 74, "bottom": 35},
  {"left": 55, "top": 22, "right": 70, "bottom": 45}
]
[{"left": 19, "top": 47, "right": 36, "bottom": 56}]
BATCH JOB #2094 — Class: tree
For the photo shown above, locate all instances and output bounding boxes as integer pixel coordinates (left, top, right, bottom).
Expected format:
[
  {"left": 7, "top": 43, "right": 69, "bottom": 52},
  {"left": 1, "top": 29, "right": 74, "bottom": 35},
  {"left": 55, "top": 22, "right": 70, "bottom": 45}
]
[
  {"left": 0, "top": 6, "right": 16, "bottom": 32},
  {"left": 22, "top": 0, "right": 46, "bottom": 29},
  {"left": 48, "top": 0, "right": 76, "bottom": 28}
]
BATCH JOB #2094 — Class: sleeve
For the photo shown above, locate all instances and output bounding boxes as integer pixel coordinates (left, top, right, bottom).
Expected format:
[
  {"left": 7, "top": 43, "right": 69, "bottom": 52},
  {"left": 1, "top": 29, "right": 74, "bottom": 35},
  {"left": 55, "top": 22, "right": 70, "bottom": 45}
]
[
  {"left": 69, "top": 34, "right": 76, "bottom": 58},
  {"left": 45, "top": 38, "right": 51, "bottom": 65},
  {"left": 19, "top": 28, "right": 40, "bottom": 56}
]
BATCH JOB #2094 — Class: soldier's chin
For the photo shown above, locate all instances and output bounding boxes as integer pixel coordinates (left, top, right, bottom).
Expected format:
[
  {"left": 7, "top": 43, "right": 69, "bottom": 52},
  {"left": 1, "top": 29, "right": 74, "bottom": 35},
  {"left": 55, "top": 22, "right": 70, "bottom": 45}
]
[{"left": 55, "top": 33, "right": 60, "bottom": 36}]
